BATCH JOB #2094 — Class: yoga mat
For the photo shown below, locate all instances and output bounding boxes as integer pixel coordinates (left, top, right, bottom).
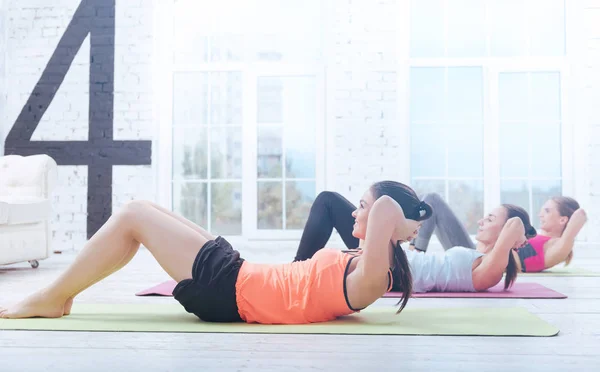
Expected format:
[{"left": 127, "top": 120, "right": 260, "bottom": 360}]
[
  {"left": 136, "top": 280, "right": 176, "bottom": 296},
  {"left": 519, "top": 266, "right": 600, "bottom": 277},
  {"left": 136, "top": 281, "right": 567, "bottom": 299},
  {"left": 0, "top": 304, "right": 559, "bottom": 337},
  {"left": 384, "top": 282, "right": 566, "bottom": 299}
]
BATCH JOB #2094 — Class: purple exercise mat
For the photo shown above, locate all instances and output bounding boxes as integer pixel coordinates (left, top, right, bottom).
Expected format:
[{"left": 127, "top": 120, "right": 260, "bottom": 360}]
[{"left": 384, "top": 282, "right": 566, "bottom": 299}]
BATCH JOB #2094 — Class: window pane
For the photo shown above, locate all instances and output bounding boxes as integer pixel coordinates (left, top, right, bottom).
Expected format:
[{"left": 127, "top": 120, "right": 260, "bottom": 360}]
[
  {"left": 211, "top": 182, "right": 242, "bottom": 235},
  {"left": 208, "top": 72, "right": 243, "bottom": 125},
  {"left": 411, "top": 179, "right": 445, "bottom": 200},
  {"left": 447, "top": 122, "right": 483, "bottom": 177},
  {"left": 447, "top": 67, "right": 483, "bottom": 122},
  {"left": 410, "top": 67, "right": 445, "bottom": 122},
  {"left": 173, "top": 182, "right": 207, "bottom": 227},
  {"left": 499, "top": 73, "right": 528, "bottom": 122},
  {"left": 285, "top": 124, "right": 316, "bottom": 178},
  {"left": 285, "top": 181, "right": 316, "bottom": 229},
  {"left": 500, "top": 179, "right": 529, "bottom": 210},
  {"left": 411, "top": 123, "right": 445, "bottom": 178},
  {"left": 174, "top": 33, "right": 244, "bottom": 64},
  {"left": 258, "top": 181, "right": 283, "bottom": 229},
  {"left": 499, "top": 122, "right": 529, "bottom": 178},
  {"left": 530, "top": 72, "right": 561, "bottom": 121},
  {"left": 530, "top": 122, "right": 561, "bottom": 179},
  {"left": 173, "top": 72, "right": 242, "bottom": 126},
  {"left": 258, "top": 78, "right": 283, "bottom": 123},
  {"left": 173, "top": 0, "right": 322, "bottom": 64},
  {"left": 531, "top": 180, "right": 562, "bottom": 226},
  {"left": 446, "top": 0, "right": 486, "bottom": 57},
  {"left": 528, "top": 0, "right": 565, "bottom": 56},
  {"left": 173, "top": 73, "right": 208, "bottom": 126},
  {"left": 284, "top": 76, "right": 317, "bottom": 178},
  {"left": 172, "top": 127, "right": 208, "bottom": 179},
  {"left": 449, "top": 180, "right": 484, "bottom": 234},
  {"left": 257, "top": 126, "right": 282, "bottom": 178},
  {"left": 410, "top": 0, "right": 444, "bottom": 58},
  {"left": 489, "top": 0, "right": 527, "bottom": 56},
  {"left": 210, "top": 127, "right": 243, "bottom": 179},
  {"left": 252, "top": 0, "right": 323, "bottom": 63},
  {"left": 173, "top": 0, "right": 246, "bottom": 63}
]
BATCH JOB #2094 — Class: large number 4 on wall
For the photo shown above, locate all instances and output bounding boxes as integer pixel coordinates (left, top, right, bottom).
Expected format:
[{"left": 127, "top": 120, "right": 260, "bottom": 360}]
[{"left": 3, "top": 0, "right": 152, "bottom": 239}]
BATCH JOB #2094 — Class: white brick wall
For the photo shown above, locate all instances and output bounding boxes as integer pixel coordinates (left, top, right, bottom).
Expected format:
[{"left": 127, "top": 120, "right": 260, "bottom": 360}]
[
  {"left": 0, "top": 0, "right": 6, "bottom": 156},
  {"left": 329, "top": 0, "right": 403, "bottom": 205},
  {"left": 2, "top": 0, "right": 155, "bottom": 251},
  {"left": 2, "top": 0, "right": 600, "bottom": 253},
  {"left": 584, "top": 1, "right": 600, "bottom": 241}
]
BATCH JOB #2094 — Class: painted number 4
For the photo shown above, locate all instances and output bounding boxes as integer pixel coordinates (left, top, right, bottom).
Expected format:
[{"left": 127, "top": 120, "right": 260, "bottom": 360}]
[{"left": 3, "top": 0, "right": 152, "bottom": 239}]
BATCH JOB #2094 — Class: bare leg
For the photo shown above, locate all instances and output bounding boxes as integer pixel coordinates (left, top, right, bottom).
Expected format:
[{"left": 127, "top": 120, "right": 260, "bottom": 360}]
[
  {"left": 146, "top": 201, "right": 215, "bottom": 241},
  {"left": 0, "top": 200, "right": 211, "bottom": 319},
  {"left": 63, "top": 202, "right": 214, "bottom": 316}
]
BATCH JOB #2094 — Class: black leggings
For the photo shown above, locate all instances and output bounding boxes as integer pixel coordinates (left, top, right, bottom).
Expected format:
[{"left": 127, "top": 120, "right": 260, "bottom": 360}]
[
  {"left": 293, "top": 191, "right": 474, "bottom": 262},
  {"left": 293, "top": 191, "right": 359, "bottom": 261}
]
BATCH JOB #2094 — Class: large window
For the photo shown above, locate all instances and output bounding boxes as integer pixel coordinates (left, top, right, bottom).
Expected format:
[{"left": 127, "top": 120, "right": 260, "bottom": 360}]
[
  {"left": 409, "top": 0, "right": 568, "bottom": 229},
  {"left": 498, "top": 72, "right": 563, "bottom": 225},
  {"left": 410, "top": 67, "right": 484, "bottom": 233},
  {"left": 161, "top": 0, "right": 325, "bottom": 237}
]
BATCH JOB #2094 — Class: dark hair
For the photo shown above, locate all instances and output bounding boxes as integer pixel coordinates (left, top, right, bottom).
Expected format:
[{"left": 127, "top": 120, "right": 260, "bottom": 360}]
[
  {"left": 501, "top": 204, "right": 536, "bottom": 289},
  {"left": 370, "top": 181, "right": 433, "bottom": 313},
  {"left": 551, "top": 196, "right": 580, "bottom": 266}
]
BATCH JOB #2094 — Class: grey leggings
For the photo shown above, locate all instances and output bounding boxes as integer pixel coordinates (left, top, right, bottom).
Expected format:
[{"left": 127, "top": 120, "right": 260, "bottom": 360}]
[{"left": 413, "top": 193, "right": 476, "bottom": 252}]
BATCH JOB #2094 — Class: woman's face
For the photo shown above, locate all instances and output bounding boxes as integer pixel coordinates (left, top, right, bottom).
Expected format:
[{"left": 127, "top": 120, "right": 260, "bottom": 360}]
[
  {"left": 351, "top": 189, "right": 376, "bottom": 240},
  {"left": 538, "top": 199, "right": 568, "bottom": 233},
  {"left": 475, "top": 206, "right": 508, "bottom": 245}
]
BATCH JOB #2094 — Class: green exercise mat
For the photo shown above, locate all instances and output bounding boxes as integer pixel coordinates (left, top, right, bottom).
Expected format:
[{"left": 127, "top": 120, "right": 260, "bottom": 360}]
[
  {"left": 0, "top": 304, "right": 558, "bottom": 337},
  {"left": 520, "top": 266, "right": 600, "bottom": 277}
]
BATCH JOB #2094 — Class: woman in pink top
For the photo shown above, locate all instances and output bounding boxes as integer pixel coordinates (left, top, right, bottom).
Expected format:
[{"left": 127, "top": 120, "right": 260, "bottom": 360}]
[
  {"left": 517, "top": 197, "right": 587, "bottom": 272},
  {"left": 1, "top": 181, "right": 432, "bottom": 323}
]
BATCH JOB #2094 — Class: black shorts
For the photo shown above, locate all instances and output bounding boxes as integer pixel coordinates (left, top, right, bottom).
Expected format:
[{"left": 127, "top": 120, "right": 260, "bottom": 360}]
[{"left": 173, "top": 236, "right": 245, "bottom": 323}]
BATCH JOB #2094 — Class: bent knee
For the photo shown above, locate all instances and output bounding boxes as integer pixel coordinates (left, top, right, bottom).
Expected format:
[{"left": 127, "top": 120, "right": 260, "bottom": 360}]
[
  {"left": 118, "top": 200, "right": 152, "bottom": 221},
  {"left": 314, "top": 191, "right": 341, "bottom": 203}
]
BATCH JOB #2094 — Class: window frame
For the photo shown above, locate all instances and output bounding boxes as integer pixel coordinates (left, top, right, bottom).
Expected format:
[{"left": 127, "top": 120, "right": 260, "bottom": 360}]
[
  {"left": 398, "top": 0, "right": 577, "bottom": 236},
  {"left": 154, "top": 0, "right": 327, "bottom": 240}
]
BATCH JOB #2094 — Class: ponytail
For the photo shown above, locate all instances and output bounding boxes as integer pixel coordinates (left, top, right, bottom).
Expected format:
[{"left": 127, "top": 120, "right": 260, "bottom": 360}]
[
  {"left": 504, "top": 252, "right": 517, "bottom": 290},
  {"left": 391, "top": 241, "right": 413, "bottom": 314}
]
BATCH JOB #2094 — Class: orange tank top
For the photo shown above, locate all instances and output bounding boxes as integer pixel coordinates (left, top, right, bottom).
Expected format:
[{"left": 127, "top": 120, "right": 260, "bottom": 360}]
[{"left": 234, "top": 249, "right": 358, "bottom": 324}]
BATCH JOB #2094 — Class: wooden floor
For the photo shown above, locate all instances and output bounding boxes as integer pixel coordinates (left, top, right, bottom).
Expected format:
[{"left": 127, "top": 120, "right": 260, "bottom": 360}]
[{"left": 1, "top": 242, "right": 600, "bottom": 372}]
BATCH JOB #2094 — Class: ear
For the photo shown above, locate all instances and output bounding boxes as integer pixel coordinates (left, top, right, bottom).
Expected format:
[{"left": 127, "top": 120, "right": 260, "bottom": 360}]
[{"left": 559, "top": 216, "right": 569, "bottom": 226}]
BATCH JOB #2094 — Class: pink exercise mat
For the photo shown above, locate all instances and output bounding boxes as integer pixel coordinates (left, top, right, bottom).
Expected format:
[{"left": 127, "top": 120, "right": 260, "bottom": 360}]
[
  {"left": 136, "top": 281, "right": 566, "bottom": 299},
  {"left": 136, "top": 280, "right": 177, "bottom": 296},
  {"left": 385, "top": 282, "right": 566, "bottom": 299}
]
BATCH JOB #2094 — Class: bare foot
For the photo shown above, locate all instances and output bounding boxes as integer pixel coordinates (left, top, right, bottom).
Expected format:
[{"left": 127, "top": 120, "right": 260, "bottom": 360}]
[
  {"left": 63, "top": 297, "right": 74, "bottom": 316},
  {"left": 0, "top": 291, "right": 68, "bottom": 319}
]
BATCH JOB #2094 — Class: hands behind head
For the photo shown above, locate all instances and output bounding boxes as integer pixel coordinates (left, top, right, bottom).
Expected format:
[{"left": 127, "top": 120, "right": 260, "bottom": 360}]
[
  {"left": 505, "top": 217, "right": 527, "bottom": 249},
  {"left": 371, "top": 195, "right": 421, "bottom": 244},
  {"left": 393, "top": 219, "right": 421, "bottom": 244},
  {"left": 570, "top": 208, "right": 588, "bottom": 227}
]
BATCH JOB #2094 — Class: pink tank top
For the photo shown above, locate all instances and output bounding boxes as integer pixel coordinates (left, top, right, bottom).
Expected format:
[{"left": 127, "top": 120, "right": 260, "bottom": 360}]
[{"left": 517, "top": 235, "right": 552, "bottom": 272}]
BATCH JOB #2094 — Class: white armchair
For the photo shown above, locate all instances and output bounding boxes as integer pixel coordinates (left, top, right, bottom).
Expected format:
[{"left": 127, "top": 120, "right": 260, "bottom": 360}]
[{"left": 0, "top": 154, "right": 58, "bottom": 268}]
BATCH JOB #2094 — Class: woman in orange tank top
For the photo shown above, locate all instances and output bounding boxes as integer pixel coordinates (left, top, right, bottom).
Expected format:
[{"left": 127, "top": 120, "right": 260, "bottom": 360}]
[{"left": 1, "top": 181, "right": 432, "bottom": 325}]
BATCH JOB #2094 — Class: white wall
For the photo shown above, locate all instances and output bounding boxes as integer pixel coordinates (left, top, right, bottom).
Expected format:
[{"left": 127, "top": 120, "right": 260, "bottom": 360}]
[
  {"left": 2, "top": 0, "right": 154, "bottom": 251},
  {"left": 582, "top": 0, "right": 600, "bottom": 241},
  {"left": 2, "top": 0, "right": 599, "bottom": 252}
]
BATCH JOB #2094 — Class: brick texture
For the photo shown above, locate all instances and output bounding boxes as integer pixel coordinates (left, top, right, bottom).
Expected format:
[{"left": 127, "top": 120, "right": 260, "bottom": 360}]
[{"left": 1, "top": 0, "right": 154, "bottom": 251}]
